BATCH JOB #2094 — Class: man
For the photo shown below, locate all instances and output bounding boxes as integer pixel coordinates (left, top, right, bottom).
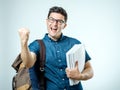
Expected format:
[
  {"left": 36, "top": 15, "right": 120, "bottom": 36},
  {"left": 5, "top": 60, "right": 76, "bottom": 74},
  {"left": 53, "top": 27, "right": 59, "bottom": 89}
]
[{"left": 18, "top": 6, "right": 94, "bottom": 90}]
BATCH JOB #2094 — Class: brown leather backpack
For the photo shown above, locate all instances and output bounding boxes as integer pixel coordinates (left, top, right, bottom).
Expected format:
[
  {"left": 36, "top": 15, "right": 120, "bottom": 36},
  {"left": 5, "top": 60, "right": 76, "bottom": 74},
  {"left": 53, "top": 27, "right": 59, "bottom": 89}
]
[{"left": 12, "top": 40, "right": 46, "bottom": 90}]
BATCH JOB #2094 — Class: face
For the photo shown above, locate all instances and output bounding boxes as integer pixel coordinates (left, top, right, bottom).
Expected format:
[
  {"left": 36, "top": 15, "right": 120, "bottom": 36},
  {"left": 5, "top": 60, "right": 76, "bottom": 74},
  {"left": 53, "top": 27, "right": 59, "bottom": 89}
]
[{"left": 46, "top": 12, "right": 67, "bottom": 40}]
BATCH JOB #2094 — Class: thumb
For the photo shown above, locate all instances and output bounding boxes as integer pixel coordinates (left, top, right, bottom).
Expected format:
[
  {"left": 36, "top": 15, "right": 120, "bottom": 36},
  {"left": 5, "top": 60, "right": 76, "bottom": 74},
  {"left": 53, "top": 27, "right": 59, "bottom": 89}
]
[{"left": 75, "top": 61, "right": 78, "bottom": 69}]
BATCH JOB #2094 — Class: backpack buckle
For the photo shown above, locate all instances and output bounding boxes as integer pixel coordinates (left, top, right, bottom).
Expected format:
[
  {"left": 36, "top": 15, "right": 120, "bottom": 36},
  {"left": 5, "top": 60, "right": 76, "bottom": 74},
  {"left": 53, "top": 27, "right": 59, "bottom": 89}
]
[{"left": 40, "top": 67, "right": 44, "bottom": 72}]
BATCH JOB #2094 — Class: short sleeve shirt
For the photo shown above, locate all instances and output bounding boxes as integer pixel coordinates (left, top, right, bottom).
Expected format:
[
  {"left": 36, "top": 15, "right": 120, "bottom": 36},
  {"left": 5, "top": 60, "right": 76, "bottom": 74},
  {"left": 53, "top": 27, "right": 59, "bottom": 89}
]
[{"left": 29, "top": 33, "right": 91, "bottom": 90}]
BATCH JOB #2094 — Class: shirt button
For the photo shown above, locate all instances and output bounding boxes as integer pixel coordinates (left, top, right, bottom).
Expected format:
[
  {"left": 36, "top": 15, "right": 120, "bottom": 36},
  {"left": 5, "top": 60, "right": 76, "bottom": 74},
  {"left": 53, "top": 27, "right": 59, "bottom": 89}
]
[
  {"left": 60, "top": 69, "right": 63, "bottom": 71},
  {"left": 64, "top": 89, "right": 66, "bottom": 90},
  {"left": 62, "top": 78, "right": 65, "bottom": 81},
  {"left": 58, "top": 59, "right": 61, "bottom": 62},
  {"left": 57, "top": 50, "right": 60, "bottom": 52}
]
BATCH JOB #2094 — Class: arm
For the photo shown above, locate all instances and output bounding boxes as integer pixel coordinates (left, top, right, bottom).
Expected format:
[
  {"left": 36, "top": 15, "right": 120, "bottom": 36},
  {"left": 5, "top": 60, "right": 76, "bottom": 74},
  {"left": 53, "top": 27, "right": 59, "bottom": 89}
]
[
  {"left": 18, "top": 28, "right": 36, "bottom": 68},
  {"left": 79, "top": 61, "right": 94, "bottom": 80},
  {"left": 66, "top": 61, "right": 94, "bottom": 80}
]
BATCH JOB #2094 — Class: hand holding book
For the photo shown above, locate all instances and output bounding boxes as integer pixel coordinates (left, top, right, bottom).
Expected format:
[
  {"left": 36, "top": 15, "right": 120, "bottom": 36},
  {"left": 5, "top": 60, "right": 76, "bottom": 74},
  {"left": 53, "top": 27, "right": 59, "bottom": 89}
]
[{"left": 66, "top": 61, "right": 82, "bottom": 79}]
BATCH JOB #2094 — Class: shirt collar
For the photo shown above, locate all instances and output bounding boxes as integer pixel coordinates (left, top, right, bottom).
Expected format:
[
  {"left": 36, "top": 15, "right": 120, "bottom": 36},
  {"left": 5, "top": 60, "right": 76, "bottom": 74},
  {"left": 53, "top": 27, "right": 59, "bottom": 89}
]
[{"left": 44, "top": 33, "right": 65, "bottom": 42}]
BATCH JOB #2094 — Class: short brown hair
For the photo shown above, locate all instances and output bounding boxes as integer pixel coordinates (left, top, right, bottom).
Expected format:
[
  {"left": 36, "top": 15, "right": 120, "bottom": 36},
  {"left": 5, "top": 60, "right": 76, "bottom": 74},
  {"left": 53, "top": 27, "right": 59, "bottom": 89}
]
[{"left": 47, "top": 6, "right": 68, "bottom": 22}]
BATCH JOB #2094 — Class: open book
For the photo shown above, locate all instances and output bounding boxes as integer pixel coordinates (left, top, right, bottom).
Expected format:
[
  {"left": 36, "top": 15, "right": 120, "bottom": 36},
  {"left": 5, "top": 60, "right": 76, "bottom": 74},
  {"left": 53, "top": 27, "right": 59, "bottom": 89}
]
[{"left": 66, "top": 44, "right": 85, "bottom": 86}]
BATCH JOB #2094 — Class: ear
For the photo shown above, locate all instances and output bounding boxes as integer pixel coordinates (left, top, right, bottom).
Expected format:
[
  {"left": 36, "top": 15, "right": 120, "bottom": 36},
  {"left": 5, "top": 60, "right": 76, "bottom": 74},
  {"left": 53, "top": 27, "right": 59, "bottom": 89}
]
[{"left": 62, "top": 23, "right": 67, "bottom": 29}]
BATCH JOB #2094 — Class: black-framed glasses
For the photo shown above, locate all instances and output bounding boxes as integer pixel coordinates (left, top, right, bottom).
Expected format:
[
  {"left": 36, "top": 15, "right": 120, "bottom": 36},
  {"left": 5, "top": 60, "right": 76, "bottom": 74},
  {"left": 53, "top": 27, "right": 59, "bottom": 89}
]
[{"left": 47, "top": 17, "right": 65, "bottom": 25}]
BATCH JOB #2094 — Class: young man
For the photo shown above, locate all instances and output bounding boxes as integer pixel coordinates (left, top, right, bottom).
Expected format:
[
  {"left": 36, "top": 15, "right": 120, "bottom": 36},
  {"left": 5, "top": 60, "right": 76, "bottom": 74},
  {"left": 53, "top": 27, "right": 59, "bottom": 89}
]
[{"left": 18, "top": 6, "right": 94, "bottom": 90}]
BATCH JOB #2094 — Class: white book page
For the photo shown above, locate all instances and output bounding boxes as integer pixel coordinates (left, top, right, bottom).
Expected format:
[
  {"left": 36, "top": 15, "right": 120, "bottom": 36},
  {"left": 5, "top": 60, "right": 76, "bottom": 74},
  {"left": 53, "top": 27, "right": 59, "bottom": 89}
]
[{"left": 66, "top": 44, "right": 85, "bottom": 86}]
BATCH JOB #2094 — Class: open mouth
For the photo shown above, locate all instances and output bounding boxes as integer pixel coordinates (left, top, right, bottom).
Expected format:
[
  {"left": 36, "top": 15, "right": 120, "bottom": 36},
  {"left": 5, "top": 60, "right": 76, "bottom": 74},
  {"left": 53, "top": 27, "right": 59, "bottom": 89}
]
[{"left": 51, "top": 27, "right": 57, "bottom": 31}]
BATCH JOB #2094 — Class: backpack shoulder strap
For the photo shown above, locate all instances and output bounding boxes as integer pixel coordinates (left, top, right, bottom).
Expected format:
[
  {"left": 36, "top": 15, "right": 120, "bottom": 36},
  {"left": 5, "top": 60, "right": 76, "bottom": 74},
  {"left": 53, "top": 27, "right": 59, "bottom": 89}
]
[
  {"left": 37, "top": 39, "right": 46, "bottom": 71},
  {"left": 37, "top": 39, "right": 46, "bottom": 90}
]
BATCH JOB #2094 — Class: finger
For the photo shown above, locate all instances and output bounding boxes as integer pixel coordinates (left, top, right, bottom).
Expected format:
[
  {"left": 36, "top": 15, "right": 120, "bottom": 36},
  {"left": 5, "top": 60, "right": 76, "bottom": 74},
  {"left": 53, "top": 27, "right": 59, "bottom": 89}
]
[
  {"left": 75, "top": 61, "right": 78, "bottom": 68},
  {"left": 65, "top": 68, "right": 70, "bottom": 73},
  {"left": 18, "top": 28, "right": 30, "bottom": 36}
]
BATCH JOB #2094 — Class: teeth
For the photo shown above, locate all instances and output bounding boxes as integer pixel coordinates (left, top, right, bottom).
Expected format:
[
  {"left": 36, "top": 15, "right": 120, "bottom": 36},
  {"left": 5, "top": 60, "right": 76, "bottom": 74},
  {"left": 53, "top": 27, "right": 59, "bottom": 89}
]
[
  {"left": 51, "top": 28, "right": 57, "bottom": 30},
  {"left": 53, "top": 28, "right": 57, "bottom": 29}
]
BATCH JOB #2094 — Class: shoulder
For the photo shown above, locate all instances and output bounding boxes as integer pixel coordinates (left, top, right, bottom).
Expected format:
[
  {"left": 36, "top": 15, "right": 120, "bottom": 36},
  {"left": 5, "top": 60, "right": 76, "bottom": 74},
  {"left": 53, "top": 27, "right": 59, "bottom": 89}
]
[
  {"left": 28, "top": 40, "right": 40, "bottom": 55},
  {"left": 29, "top": 40, "right": 39, "bottom": 48},
  {"left": 64, "top": 35, "right": 81, "bottom": 44}
]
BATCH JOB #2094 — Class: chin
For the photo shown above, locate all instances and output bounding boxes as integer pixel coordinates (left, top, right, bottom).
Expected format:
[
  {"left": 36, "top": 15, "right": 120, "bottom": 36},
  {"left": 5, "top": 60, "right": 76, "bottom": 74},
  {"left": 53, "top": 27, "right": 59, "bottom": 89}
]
[
  {"left": 49, "top": 31, "right": 57, "bottom": 36},
  {"left": 49, "top": 33, "right": 56, "bottom": 37}
]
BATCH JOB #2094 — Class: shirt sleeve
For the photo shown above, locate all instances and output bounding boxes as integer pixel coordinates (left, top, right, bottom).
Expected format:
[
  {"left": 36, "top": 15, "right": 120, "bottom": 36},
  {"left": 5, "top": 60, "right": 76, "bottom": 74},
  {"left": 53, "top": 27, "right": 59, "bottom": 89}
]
[
  {"left": 69, "top": 37, "right": 91, "bottom": 62},
  {"left": 85, "top": 50, "right": 91, "bottom": 62},
  {"left": 28, "top": 40, "right": 40, "bottom": 55}
]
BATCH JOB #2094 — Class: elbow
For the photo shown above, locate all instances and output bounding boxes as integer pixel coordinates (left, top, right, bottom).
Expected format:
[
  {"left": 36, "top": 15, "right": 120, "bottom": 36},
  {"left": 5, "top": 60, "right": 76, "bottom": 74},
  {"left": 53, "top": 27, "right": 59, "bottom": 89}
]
[
  {"left": 20, "top": 61, "right": 31, "bottom": 68},
  {"left": 89, "top": 70, "right": 94, "bottom": 79},
  {"left": 23, "top": 61, "right": 34, "bottom": 68},
  {"left": 87, "top": 67, "right": 94, "bottom": 80},
  {"left": 88, "top": 68, "right": 94, "bottom": 80},
  {"left": 25, "top": 63, "right": 33, "bottom": 68}
]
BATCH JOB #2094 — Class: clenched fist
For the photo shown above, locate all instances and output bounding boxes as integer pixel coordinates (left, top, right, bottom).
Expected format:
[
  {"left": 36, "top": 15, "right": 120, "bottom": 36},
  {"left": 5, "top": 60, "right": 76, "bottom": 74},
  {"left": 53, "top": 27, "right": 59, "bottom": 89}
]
[{"left": 18, "top": 28, "right": 30, "bottom": 45}]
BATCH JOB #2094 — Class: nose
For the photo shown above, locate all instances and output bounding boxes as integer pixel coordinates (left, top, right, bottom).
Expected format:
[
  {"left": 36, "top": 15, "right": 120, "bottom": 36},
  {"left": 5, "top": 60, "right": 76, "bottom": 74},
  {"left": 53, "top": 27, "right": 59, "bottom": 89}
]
[{"left": 53, "top": 20, "right": 58, "bottom": 25}]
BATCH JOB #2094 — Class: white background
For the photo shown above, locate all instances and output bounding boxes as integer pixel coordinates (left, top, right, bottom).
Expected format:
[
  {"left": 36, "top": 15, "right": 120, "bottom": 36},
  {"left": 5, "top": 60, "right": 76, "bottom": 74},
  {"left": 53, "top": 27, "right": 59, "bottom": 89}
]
[{"left": 0, "top": 0, "right": 120, "bottom": 90}]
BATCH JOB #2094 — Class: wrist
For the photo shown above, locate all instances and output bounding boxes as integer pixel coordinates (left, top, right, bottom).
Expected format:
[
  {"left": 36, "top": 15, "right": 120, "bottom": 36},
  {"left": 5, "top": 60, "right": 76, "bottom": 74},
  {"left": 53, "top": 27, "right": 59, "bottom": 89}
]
[
  {"left": 21, "top": 42, "right": 28, "bottom": 51},
  {"left": 21, "top": 40, "right": 28, "bottom": 46},
  {"left": 78, "top": 73, "right": 84, "bottom": 80}
]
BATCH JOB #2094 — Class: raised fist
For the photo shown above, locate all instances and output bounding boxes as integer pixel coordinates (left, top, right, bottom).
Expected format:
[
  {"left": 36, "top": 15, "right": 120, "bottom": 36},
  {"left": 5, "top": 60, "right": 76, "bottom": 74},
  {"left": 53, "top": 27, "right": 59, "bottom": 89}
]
[{"left": 18, "top": 28, "right": 30, "bottom": 45}]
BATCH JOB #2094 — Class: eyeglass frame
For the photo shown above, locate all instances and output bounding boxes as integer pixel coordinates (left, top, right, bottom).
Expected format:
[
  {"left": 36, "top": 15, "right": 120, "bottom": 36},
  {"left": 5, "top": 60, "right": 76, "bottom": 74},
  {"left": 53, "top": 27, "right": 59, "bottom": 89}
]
[{"left": 47, "top": 17, "right": 65, "bottom": 25}]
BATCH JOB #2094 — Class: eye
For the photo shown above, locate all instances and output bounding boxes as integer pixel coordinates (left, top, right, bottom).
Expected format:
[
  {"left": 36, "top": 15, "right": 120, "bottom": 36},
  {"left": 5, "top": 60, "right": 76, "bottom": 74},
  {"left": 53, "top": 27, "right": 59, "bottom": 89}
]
[
  {"left": 48, "top": 17, "right": 54, "bottom": 22},
  {"left": 48, "top": 17, "right": 65, "bottom": 25},
  {"left": 58, "top": 20, "right": 64, "bottom": 24}
]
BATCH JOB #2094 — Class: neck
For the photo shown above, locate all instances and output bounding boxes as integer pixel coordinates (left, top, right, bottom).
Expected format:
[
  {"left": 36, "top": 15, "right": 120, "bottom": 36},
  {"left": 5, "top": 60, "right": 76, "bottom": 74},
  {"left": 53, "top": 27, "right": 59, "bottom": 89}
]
[{"left": 48, "top": 34, "right": 61, "bottom": 41}]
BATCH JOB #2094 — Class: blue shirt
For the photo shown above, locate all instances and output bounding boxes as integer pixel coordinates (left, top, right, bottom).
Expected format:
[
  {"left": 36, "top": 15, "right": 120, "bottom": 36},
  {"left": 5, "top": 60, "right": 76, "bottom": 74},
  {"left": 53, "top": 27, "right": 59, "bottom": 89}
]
[{"left": 29, "top": 33, "right": 91, "bottom": 90}]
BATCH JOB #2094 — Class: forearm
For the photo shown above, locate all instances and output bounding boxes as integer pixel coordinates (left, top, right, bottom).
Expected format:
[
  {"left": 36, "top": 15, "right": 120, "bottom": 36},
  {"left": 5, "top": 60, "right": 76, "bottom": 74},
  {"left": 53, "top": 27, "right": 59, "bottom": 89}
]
[
  {"left": 18, "top": 28, "right": 36, "bottom": 68},
  {"left": 79, "top": 61, "right": 94, "bottom": 80},
  {"left": 20, "top": 42, "right": 36, "bottom": 68},
  {"left": 80, "top": 67, "right": 94, "bottom": 80}
]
